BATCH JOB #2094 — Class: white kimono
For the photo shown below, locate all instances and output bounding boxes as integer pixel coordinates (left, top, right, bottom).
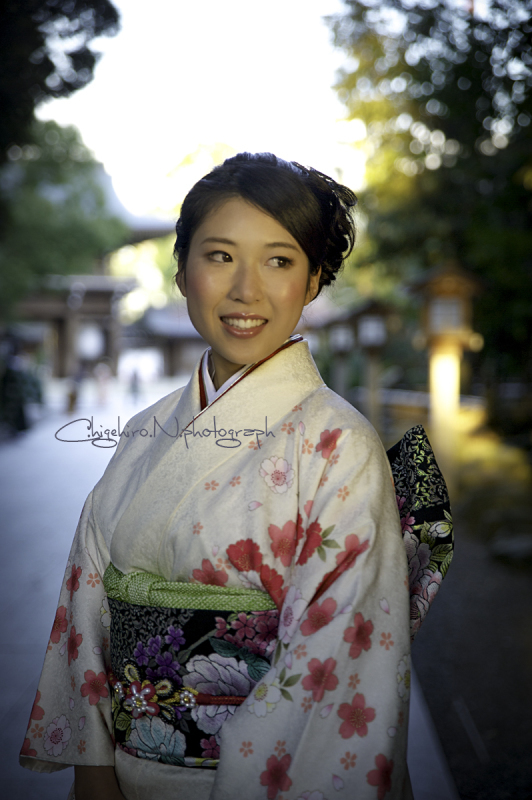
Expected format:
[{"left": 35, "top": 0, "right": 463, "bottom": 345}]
[{"left": 21, "top": 337, "right": 413, "bottom": 800}]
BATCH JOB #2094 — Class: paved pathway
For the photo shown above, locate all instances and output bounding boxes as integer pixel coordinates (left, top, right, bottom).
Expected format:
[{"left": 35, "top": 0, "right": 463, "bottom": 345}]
[{"left": 0, "top": 379, "right": 460, "bottom": 799}]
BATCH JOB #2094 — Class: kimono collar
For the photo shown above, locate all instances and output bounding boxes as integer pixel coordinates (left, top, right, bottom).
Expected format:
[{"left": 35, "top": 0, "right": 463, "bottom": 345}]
[
  {"left": 200, "top": 351, "right": 250, "bottom": 407},
  {"left": 199, "top": 336, "right": 300, "bottom": 410}
]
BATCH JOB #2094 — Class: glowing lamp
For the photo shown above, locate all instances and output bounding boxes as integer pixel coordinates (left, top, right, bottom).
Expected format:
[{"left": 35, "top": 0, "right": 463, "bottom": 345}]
[{"left": 411, "top": 261, "right": 483, "bottom": 496}]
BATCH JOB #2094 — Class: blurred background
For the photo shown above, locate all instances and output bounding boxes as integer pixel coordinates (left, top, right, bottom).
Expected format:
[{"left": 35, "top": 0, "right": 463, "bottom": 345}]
[{"left": 1, "top": 1, "right": 531, "bottom": 798}]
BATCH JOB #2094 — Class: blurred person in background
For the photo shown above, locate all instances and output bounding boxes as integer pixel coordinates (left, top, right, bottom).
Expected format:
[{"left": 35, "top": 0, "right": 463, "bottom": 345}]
[
  {"left": 0, "top": 336, "right": 43, "bottom": 434},
  {"left": 128, "top": 369, "right": 141, "bottom": 405},
  {"left": 66, "top": 363, "right": 86, "bottom": 415},
  {"left": 94, "top": 360, "right": 113, "bottom": 407}
]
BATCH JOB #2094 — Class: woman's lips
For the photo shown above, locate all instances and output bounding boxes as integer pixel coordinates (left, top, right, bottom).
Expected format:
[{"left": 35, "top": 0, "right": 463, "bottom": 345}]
[{"left": 220, "top": 316, "right": 268, "bottom": 338}]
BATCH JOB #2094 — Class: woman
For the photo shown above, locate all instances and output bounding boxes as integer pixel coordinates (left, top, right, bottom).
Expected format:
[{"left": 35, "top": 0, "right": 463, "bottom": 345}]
[{"left": 20, "top": 153, "right": 451, "bottom": 799}]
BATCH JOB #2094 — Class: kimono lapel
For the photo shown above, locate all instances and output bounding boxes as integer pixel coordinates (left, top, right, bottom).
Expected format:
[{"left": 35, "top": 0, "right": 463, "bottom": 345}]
[
  {"left": 197, "top": 335, "right": 304, "bottom": 412},
  {"left": 106, "top": 339, "right": 324, "bottom": 576},
  {"left": 138, "top": 335, "right": 306, "bottom": 482}
]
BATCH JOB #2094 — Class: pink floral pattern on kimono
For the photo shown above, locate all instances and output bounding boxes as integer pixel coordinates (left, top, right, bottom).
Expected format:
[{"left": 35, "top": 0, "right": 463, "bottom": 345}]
[{"left": 21, "top": 340, "right": 420, "bottom": 799}]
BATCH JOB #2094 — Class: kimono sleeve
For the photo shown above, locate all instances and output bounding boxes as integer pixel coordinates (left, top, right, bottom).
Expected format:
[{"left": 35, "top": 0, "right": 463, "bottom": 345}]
[
  {"left": 211, "top": 421, "right": 412, "bottom": 800},
  {"left": 20, "top": 491, "right": 115, "bottom": 772}
]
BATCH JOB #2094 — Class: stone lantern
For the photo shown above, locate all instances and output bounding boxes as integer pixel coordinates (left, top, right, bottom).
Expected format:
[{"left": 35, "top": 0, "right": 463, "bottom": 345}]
[
  {"left": 328, "top": 323, "right": 356, "bottom": 400},
  {"left": 350, "top": 299, "right": 393, "bottom": 433},
  {"left": 412, "top": 260, "right": 483, "bottom": 491}
]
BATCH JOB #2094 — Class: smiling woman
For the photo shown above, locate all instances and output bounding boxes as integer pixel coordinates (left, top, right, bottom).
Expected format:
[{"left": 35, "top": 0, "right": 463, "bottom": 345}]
[
  {"left": 20, "top": 153, "right": 428, "bottom": 800},
  {"left": 177, "top": 199, "right": 319, "bottom": 387},
  {"left": 174, "top": 152, "right": 356, "bottom": 388}
]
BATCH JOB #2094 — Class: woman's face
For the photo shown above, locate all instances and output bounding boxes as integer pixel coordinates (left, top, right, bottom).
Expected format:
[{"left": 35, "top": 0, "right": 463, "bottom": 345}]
[{"left": 178, "top": 197, "right": 320, "bottom": 388}]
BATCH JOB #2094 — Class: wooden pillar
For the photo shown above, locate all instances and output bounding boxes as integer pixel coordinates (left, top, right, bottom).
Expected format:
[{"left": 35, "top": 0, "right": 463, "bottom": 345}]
[{"left": 364, "top": 350, "right": 381, "bottom": 434}]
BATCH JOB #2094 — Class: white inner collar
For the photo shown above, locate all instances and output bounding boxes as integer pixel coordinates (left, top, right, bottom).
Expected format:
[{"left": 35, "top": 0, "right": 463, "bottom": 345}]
[
  {"left": 201, "top": 337, "right": 297, "bottom": 405},
  {"left": 201, "top": 350, "right": 251, "bottom": 405}
]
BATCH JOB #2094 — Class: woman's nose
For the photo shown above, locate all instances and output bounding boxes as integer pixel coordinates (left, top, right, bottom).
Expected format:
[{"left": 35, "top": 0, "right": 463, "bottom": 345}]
[{"left": 228, "top": 261, "right": 263, "bottom": 304}]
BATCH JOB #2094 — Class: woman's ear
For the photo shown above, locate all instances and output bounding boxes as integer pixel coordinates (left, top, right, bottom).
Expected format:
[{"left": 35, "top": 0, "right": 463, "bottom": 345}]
[
  {"left": 176, "top": 260, "right": 187, "bottom": 297},
  {"left": 304, "top": 267, "right": 321, "bottom": 305}
]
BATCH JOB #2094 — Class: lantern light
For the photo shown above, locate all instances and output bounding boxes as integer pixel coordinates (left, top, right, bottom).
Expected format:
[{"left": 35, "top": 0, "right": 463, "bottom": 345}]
[
  {"left": 329, "top": 324, "right": 355, "bottom": 354},
  {"left": 357, "top": 314, "right": 387, "bottom": 348}
]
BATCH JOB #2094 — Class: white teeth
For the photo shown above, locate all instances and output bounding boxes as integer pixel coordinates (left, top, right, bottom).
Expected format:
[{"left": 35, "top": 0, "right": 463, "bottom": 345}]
[{"left": 222, "top": 317, "right": 266, "bottom": 329}]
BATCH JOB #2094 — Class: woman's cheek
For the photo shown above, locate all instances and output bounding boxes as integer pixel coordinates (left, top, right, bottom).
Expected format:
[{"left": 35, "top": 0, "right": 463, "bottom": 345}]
[
  {"left": 187, "top": 266, "right": 223, "bottom": 305},
  {"left": 283, "top": 274, "right": 311, "bottom": 306}
]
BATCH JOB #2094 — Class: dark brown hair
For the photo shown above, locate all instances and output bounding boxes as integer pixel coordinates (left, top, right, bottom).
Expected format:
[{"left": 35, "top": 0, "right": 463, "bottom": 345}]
[{"left": 174, "top": 152, "right": 357, "bottom": 296}]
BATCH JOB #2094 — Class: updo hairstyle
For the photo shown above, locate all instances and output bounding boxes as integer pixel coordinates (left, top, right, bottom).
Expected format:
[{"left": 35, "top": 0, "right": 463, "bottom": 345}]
[{"left": 174, "top": 152, "right": 357, "bottom": 297}]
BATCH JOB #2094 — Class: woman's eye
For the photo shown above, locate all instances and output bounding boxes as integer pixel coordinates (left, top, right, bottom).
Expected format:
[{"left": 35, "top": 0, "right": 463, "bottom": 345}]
[
  {"left": 208, "top": 250, "right": 232, "bottom": 263},
  {"left": 268, "top": 256, "right": 292, "bottom": 268}
]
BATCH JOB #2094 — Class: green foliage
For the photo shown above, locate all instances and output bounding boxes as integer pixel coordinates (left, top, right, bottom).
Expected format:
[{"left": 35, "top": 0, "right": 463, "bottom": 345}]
[
  {"left": 0, "top": 0, "right": 119, "bottom": 165},
  {"left": 0, "top": 119, "right": 128, "bottom": 320},
  {"left": 328, "top": 0, "right": 532, "bottom": 378},
  {"left": 147, "top": 234, "right": 181, "bottom": 298}
]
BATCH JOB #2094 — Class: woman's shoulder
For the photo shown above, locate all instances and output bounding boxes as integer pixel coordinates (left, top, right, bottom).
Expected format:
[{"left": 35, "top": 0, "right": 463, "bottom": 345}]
[
  {"left": 301, "top": 384, "right": 380, "bottom": 444},
  {"left": 99, "top": 384, "right": 186, "bottom": 466},
  {"left": 119, "top": 385, "right": 186, "bottom": 439},
  {"left": 91, "top": 385, "right": 188, "bottom": 527}
]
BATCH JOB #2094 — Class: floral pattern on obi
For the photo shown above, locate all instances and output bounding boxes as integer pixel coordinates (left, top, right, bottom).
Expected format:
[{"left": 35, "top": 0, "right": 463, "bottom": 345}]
[
  {"left": 386, "top": 424, "right": 454, "bottom": 640},
  {"left": 108, "top": 598, "right": 278, "bottom": 767}
]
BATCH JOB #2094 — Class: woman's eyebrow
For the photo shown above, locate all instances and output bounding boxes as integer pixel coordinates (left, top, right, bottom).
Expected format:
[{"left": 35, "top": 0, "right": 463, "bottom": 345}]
[
  {"left": 265, "top": 241, "right": 299, "bottom": 250},
  {"left": 201, "top": 237, "right": 300, "bottom": 251},
  {"left": 201, "top": 237, "right": 236, "bottom": 245}
]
